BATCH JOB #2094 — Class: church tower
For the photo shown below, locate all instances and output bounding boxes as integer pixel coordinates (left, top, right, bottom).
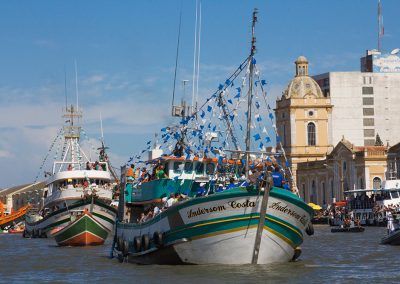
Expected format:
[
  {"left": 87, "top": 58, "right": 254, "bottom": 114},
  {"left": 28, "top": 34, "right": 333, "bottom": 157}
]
[{"left": 275, "top": 56, "right": 333, "bottom": 188}]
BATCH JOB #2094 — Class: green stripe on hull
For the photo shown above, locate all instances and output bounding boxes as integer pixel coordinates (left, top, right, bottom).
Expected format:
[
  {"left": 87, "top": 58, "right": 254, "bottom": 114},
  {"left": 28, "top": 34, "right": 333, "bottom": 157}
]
[
  {"left": 119, "top": 188, "right": 312, "bottom": 230},
  {"left": 54, "top": 215, "right": 108, "bottom": 244},
  {"left": 92, "top": 212, "right": 115, "bottom": 225},
  {"left": 27, "top": 199, "right": 117, "bottom": 227},
  {"left": 164, "top": 214, "right": 303, "bottom": 248}
]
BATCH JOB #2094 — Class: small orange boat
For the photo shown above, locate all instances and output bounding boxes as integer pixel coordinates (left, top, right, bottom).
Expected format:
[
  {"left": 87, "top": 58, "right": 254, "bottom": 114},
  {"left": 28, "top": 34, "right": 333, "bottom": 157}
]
[{"left": 0, "top": 201, "right": 31, "bottom": 229}]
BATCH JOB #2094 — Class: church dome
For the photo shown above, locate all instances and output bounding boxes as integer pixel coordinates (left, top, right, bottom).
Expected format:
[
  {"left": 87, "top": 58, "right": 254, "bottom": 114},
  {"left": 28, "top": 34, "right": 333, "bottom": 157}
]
[
  {"left": 295, "top": 55, "right": 308, "bottom": 64},
  {"left": 283, "top": 55, "right": 323, "bottom": 99}
]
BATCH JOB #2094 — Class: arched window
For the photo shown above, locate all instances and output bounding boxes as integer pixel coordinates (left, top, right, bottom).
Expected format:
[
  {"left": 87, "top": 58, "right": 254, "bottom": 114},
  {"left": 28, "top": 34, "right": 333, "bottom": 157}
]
[
  {"left": 373, "top": 177, "right": 381, "bottom": 189},
  {"left": 307, "top": 122, "right": 316, "bottom": 146}
]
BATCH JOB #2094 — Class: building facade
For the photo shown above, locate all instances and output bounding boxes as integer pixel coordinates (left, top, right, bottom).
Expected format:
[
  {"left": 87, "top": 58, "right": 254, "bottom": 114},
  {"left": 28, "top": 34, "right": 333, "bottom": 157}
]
[
  {"left": 275, "top": 56, "right": 333, "bottom": 187},
  {"left": 313, "top": 50, "right": 400, "bottom": 146},
  {"left": 296, "top": 139, "right": 387, "bottom": 205},
  {"left": 275, "top": 52, "right": 400, "bottom": 205}
]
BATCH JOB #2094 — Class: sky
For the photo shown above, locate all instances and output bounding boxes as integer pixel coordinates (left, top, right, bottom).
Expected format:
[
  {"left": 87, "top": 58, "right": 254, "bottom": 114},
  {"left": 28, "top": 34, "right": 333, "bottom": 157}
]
[{"left": 0, "top": 0, "right": 399, "bottom": 188}]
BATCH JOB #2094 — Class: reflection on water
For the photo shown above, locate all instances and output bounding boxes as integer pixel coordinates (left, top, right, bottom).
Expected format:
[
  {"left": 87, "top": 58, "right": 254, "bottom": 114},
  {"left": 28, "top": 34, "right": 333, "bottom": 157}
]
[{"left": 1, "top": 226, "right": 400, "bottom": 283}]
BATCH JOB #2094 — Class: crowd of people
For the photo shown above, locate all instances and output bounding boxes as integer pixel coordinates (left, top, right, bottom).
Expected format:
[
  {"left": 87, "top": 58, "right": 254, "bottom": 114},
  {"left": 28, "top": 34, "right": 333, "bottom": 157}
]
[{"left": 135, "top": 193, "right": 188, "bottom": 224}]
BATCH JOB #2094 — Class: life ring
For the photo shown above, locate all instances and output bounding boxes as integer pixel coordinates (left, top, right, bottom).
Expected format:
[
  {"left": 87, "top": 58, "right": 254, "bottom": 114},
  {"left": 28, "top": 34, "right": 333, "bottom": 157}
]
[
  {"left": 153, "top": 231, "right": 164, "bottom": 248},
  {"left": 133, "top": 236, "right": 141, "bottom": 252},
  {"left": 141, "top": 234, "right": 150, "bottom": 251},
  {"left": 122, "top": 240, "right": 129, "bottom": 256},
  {"left": 306, "top": 223, "right": 314, "bottom": 236}
]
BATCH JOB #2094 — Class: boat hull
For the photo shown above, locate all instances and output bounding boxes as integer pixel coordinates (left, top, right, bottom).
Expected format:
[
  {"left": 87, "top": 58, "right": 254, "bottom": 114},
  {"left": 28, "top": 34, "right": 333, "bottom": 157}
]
[
  {"left": 331, "top": 227, "right": 365, "bottom": 233},
  {"left": 0, "top": 205, "right": 31, "bottom": 229},
  {"left": 53, "top": 212, "right": 109, "bottom": 246},
  {"left": 24, "top": 199, "right": 116, "bottom": 239},
  {"left": 381, "top": 229, "right": 400, "bottom": 245},
  {"left": 115, "top": 187, "right": 313, "bottom": 264}
]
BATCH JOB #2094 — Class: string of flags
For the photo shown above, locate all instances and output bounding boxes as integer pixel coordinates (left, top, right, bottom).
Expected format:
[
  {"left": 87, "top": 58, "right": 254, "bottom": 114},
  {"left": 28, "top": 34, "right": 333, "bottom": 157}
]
[{"left": 126, "top": 56, "right": 294, "bottom": 171}]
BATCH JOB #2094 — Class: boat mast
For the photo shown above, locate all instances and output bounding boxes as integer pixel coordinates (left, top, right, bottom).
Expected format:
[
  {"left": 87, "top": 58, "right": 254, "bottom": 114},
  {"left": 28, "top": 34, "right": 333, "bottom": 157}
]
[
  {"left": 61, "top": 105, "right": 82, "bottom": 171},
  {"left": 245, "top": 8, "right": 257, "bottom": 178}
]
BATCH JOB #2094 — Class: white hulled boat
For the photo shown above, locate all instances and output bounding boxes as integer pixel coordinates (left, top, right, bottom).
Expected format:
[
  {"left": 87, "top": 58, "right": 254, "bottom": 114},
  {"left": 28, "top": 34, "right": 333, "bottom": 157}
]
[
  {"left": 24, "top": 105, "right": 117, "bottom": 246},
  {"left": 112, "top": 9, "right": 314, "bottom": 264}
]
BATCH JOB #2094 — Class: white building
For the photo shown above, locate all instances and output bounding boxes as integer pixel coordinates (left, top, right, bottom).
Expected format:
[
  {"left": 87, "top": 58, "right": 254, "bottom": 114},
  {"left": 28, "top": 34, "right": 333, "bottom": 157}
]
[{"left": 313, "top": 49, "right": 400, "bottom": 146}]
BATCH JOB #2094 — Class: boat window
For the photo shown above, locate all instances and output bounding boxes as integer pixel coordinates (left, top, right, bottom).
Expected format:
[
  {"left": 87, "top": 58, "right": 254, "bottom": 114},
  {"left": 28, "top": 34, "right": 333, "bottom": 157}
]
[
  {"left": 184, "top": 162, "right": 193, "bottom": 174},
  {"left": 173, "top": 162, "right": 183, "bottom": 173},
  {"left": 195, "top": 162, "right": 204, "bottom": 175},
  {"left": 391, "top": 191, "right": 399, "bottom": 199},
  {"left": 206, "top": 163, "right": 216, "bottom": 175}
]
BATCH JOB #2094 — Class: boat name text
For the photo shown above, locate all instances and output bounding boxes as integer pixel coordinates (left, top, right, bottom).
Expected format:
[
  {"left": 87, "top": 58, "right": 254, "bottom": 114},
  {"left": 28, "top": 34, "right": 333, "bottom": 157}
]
[
  {"left": 269, "top": 201, "right": 308, "bottom": 226},
  {"left": 187, "top": 199, "right": 256, "bottom": 218}
]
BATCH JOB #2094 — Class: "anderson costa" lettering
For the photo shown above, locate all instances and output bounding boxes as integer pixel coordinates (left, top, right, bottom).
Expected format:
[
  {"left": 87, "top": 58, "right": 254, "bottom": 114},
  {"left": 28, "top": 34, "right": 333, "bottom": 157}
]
[
  {"left": 187, "top": 199, "right": 256, "bottom": 218},
  {"left": 269, "top": 201, "right": 308, "bottom": 226}
]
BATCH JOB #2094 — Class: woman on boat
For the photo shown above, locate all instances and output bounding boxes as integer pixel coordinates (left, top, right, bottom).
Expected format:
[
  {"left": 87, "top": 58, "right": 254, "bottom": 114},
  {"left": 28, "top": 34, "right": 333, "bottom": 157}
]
[{"left": 156, "top": 165, "right": 168, "bottom": 179}]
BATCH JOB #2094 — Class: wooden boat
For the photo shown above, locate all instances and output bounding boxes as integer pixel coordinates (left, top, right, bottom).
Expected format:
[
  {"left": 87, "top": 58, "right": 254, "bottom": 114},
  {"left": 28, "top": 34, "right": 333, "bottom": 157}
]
[
  {"left": 112, "top": 10, "right": 315, "bottom": 265},
  {"left": 24, "top": 105, "right": 117, "bottom": 245},
  {"left": 0, "top": 202, "right": 31, "bottom": 229},
  {"left": 331, "top": 226, "right": 365, "bottom": 233},
  {"left": 53, "top": 209, "right": 110, "bottom": 246},
  {"left": 381, "top": 229, "right": 400, "bottom": 245},
  {"left": 8, "top": 227, "right": 25, "bottom": 234}
]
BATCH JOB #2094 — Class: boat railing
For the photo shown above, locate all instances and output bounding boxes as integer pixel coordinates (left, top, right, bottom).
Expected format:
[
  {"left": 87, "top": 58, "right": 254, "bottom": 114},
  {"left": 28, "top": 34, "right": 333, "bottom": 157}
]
[{"left": 348, "top": 200, "right": 375, "bottom": 210}]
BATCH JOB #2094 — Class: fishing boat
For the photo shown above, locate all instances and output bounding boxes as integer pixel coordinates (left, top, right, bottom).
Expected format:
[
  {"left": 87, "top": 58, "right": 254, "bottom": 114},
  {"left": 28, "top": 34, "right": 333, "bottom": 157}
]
[
  {"left": 381, "top": 229, "right": 400, "bottom": 245},
  {"left": 331, "top": 226, "right": 365, "bottom": 233},
  {"left": 24, "top": 105, "right": 117, "bottom": 246},
  {"left": 0, "top": 201, "right": 31, "bottom": 230},
  {"left": 329, "top": 179, "right": 400, "bottom": 227},
  {"left": 112, "top": 10, "right": 314, "bottom": 264}
]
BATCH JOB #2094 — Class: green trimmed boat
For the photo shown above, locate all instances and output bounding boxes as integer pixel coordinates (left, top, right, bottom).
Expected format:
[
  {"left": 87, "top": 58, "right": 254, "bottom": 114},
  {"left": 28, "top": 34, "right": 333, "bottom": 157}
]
[
  {"left": 53, "top": 210, "right": 110, "bottom": 246},
  {"left": 113, "top": 9, "right": 314, "bottom": 264}
]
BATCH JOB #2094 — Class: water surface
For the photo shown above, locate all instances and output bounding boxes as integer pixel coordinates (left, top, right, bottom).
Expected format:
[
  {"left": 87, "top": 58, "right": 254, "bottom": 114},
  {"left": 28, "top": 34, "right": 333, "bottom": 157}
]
[{"left": 0, "top": 226, "right": 399, "bottom": 283}]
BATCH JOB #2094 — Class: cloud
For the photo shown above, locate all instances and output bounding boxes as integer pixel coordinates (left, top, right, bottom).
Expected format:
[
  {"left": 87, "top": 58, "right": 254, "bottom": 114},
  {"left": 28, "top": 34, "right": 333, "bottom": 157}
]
[{"left": 0, "top": 149, "right": 12, "bottom": 158}]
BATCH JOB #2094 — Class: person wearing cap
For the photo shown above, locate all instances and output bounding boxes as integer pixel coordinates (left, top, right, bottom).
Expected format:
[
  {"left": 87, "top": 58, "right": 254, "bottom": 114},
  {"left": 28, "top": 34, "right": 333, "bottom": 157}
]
[
  {"left": 196, "top": 182, "right": 207, "bottom": 197},
  {"left": 271, "top": 167, "right": 283, "bottom": 188}
]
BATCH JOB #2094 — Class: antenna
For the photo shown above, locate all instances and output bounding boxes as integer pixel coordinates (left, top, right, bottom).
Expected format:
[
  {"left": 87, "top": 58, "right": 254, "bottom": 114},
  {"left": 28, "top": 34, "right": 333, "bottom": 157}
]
[
  {"left": 100, "top": 112, "right": 104, "bottom": 143},
  {"left": 74, "top": 59, "right": 79, "bottom": 111},
  {"left": 64, "top": 65, "right": 68, "bottom": 111},
  {"left": 191, "top": 0, "right": 201, "bottom": 115},
  {"left": 171, "top": 4, "right": 183, "bottom": 115},
  {"left": 378, "top": 0, "right": 384, "bottom": 51}
]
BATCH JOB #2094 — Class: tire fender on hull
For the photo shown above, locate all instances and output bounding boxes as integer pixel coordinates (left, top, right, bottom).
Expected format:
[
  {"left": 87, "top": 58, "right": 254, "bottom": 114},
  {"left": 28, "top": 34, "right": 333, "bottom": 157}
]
[
  {"left": 153, "top": 231, "right": 164, "bottom": 248},
  {"left": 133, "top": 236, "right": 141, "bottom": 252},
  {"left": 141, "top": 234, "right": 150, "bottom": 251},
  {"left": 122, "top": 240, "right": 129, "bottom": 256},
  {"left": 306, "top": 223, "right": 314, "bottom": 236}
]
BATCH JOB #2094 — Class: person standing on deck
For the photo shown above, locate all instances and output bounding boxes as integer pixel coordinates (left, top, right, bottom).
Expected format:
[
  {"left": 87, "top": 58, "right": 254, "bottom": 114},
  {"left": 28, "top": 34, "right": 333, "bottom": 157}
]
[
  {"left": 271, "top": 167, "right": 283, "bottom": 188},
  {"left": 156, "top": 165, "right": 168, "bottom": 179},
  {"left": 126, "top": 164, "right": 135, "bottom": 179},
  {"left": 387, "top": 211, "right": 395, "bottom": 234}
]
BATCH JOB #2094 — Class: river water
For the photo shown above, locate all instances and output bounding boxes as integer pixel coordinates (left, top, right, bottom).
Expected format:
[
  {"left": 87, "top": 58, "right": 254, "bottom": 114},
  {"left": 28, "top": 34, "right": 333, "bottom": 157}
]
[{"left": 0, "top": 226, "right": 399, "bottom": 283}]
